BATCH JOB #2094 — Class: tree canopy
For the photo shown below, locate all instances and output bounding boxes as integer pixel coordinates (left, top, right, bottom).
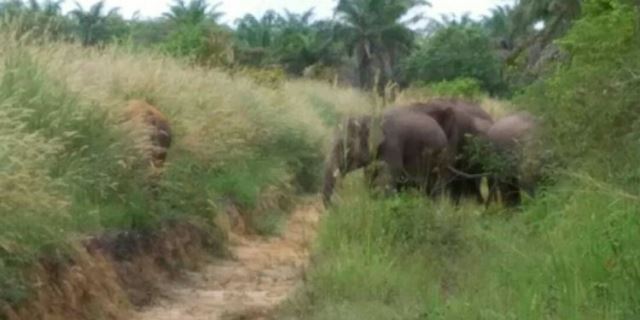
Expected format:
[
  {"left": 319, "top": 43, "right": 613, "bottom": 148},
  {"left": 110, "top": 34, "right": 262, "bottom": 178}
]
[{"left": 0, "top": 0, "right": 585, "bottom": 95}]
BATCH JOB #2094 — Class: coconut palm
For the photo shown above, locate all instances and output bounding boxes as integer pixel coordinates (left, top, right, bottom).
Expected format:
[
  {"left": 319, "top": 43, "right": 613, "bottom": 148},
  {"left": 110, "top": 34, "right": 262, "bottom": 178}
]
[
  {"left": 27, "top": 0, "right": 63, "bottom": 16},
  {"left": 163, "top": 0, "right": 223, "bottom": 26},
  {"left": 483, "top": 5, "right": 518, "bottom": 50},
  {"left": 334, "top": 0, "right": 428, "bottom": 90},
  {"left": 506, "top": 0, "right": 582, "bottom": 64},
  {"left": 69, "top": 0, "right": 123, "bottom": 46},
  {"left": 234, "top": 10, "right": 280, "bottom": 49}
]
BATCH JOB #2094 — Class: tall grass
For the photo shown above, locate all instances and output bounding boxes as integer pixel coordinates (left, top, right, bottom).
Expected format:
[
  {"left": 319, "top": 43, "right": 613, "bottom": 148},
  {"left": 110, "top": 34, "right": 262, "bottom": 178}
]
[
  {"left": 0, "top": 30, "right": 372, "bottom": 305},
  {"left": 283, "top": 173, "right": 640, "bottom": 320}
]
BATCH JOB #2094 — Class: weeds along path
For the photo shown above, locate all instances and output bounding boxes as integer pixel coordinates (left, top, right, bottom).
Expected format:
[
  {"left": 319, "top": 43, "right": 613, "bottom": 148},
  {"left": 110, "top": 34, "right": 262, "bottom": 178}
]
[{"left": 132, "top": 199, "right": 321, "bottom": 320}]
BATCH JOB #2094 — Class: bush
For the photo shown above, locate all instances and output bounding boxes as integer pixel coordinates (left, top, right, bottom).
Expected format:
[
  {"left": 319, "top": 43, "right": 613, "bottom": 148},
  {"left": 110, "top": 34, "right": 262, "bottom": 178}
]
[
  {"left": 405, "top": 77, "right": 487, "bottom": 102},
  {"left": 516, "top": 0, "right": 640, "bottom": 165},
  {"left": 403, "top": 24, "right": 505, "bottom": 95},
  {"left": 163, "top": 23, "right": 234, "bottom": 67}
]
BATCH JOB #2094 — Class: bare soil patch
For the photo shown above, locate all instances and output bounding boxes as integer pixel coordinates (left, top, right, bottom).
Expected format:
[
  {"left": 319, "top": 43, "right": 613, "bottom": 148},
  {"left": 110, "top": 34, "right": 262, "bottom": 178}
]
[{"left": 132, "top": 199, "right": 321, "bottom": 320}]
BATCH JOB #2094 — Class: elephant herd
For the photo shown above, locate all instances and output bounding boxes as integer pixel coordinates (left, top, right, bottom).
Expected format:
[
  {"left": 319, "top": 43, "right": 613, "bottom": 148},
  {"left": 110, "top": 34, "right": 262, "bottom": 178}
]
[
  {"left": 322, "top": 98, "right": 542, "bottom": 208},
  {"left": 118, "top": 97, "right": 542, "bottom": 209}
]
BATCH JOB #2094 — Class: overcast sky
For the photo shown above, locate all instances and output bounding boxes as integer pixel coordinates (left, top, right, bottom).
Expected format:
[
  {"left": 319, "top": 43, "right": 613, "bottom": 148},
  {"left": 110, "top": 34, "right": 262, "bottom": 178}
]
[{"left": 61, "top": 0, "right": 514, "bottom": 25}]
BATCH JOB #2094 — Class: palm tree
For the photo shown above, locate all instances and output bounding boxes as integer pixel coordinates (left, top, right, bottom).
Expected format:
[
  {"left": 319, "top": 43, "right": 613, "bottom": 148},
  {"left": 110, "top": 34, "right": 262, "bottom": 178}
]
[
  {"left": 505, "top": 0, "right": 581, "bottom": 65},
  {"left": 234, "top": 10, "right": 280, "bottom": 49},
  {"left": 234, "top": 9, "right": 341, "bottom": 74},
  {"left": 0, "top": 0, "right": 25, "bottom": 16},
  {"left": 27, "top": 0, "right": 63, "bottom": 16},
  {"left": 334, "top": 0, "right": 428, "bottom": 90},
  {"left": 0, "top": 0, "right": 69, "bottom": 39},
  {"left": 482, "top": 5, "right": 519, "bottom": 56},
  {"left": 163, "top": 0, "right": 223, "bottom": 26},
  {"left": 69, "top": 0, "right": 122, "bottom": 46},
  {"left": 162, "top": 0, "right": 232, "bottom": 67}
]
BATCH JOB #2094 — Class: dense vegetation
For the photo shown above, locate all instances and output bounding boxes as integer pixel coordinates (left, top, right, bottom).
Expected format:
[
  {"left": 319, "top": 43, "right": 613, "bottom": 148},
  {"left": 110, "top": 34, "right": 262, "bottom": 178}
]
[
  {"left": 0, "top": 0, "right": 577, "bottom": 93},
  {"left": 1, "top": 0, "right": 640, "bottom": 318}
]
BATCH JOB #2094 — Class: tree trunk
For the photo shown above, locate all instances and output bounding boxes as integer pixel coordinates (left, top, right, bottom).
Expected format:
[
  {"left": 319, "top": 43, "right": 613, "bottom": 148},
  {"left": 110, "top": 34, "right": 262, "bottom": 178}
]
[{"left": 358, "top": 51, "right": 373, "bottom": 90}]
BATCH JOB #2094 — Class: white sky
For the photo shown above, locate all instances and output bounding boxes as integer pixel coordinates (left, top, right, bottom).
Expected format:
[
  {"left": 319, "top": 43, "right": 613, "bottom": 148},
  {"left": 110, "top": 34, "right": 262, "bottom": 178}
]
[{"left": 61, "top": 0, "right": 514, "bottom": 25}]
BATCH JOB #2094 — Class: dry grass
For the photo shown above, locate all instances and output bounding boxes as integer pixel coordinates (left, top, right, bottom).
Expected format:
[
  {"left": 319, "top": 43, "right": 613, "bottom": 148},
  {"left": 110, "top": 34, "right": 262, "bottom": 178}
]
[
  {"left": 0, "top": 108, "right": 69, "bottom": 217},
  {"left": 10, "top": 41, "right": 374, "bottom": 165},
  {"left": 0, "top": 31, "right": 374, "bottom": 307}
]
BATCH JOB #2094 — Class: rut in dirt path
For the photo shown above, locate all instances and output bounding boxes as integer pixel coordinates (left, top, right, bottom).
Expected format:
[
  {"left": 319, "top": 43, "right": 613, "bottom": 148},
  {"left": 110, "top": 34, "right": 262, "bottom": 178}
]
[{"left": 133, "top": 199, "right": 322, "bottom": 320}]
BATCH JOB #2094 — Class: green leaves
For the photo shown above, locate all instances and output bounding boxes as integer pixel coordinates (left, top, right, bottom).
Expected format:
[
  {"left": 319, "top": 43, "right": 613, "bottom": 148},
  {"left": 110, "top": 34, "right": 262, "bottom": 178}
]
[
  {"left": 69, "top": 0, "right": 127, "bottom": 46},
  {"left": 234, "top": 9, "right": 343, "bottom": 75},
  {"left": 403, "top": 23, "right": 505, "bottom": 94},
  {"left": 335, "top": 0, "right": 427, "bottom": 89},
  {"left": 163, "top": 0, "right": 223, "bottom": 26},
  {"left": 517, "top": 0, "right": 640, "bottom": 162}
]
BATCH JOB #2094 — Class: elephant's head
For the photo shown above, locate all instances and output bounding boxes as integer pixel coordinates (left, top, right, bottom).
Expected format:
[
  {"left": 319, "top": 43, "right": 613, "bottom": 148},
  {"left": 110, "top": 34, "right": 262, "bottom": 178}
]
[
  {"left": 485, "top": 111, "right": 543, "bottom": 206},
  {"left": 322, "top": 115, "right": 373, "bottom": 206}
]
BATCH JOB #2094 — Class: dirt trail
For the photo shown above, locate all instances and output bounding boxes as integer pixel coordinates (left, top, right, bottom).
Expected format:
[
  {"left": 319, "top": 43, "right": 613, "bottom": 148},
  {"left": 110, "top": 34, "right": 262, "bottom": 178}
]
[{"left": 133, "top": 199, "right": 321, "bottom": 320}]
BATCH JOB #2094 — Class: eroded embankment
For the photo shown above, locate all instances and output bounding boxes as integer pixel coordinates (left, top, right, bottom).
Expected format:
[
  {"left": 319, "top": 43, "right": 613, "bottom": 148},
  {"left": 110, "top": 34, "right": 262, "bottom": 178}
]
[
  {"left": 2, "top": 219, "right": 226, "bottom": 320},
  {"left": 132, "top": 199, "right": 321, "bottom": 320}
]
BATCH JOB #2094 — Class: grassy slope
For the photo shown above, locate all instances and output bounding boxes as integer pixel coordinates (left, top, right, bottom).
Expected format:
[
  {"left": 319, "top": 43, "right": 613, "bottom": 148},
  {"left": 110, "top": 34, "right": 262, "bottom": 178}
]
[
  {"left": 283, "top": 176, "right": 639, "bottom": 320},
  {"left": 0, "top": 32, "right": 372, "bottom": 305}
]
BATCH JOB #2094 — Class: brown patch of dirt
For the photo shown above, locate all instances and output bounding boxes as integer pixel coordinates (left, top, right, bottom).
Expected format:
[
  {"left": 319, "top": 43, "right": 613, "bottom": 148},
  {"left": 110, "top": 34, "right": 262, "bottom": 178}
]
[
  {"left": 132, "top": 199, "right": 322, "bottom": 320},
  {"left": 3, "top": 219, "right": 226, "bottom": 320}
]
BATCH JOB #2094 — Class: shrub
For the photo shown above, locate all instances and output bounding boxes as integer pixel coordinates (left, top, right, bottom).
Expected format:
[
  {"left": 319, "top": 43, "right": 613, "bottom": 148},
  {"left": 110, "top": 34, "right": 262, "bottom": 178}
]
[
  {"left": 404, "top": 77, "right": 487, "bottom": 102},
  {"left": 403, "top": 24, "right": 505, "bottom": 95},
  {"left": 516, "top": 0, "right": 640, "bottom": 165}
]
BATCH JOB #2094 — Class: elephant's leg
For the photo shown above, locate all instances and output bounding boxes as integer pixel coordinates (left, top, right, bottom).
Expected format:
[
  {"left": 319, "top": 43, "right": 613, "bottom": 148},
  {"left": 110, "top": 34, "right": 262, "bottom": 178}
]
[
  {"left": 485, "top": 176, "right": 500, "bottom": 208},
  {"left": 429, "top": 149, "right": 453, "bottom": 200},
  {"left": 461, "top": 178, "right": 478, "bottom": 203},
  {"left": 379, "top": 139, "right": 406, "bottom": 193},
  {"left": 500, "top": 176, "right": 521, "bottom": 207},
  {"left": 429, "top": 170, "right": 449, "bottom": 199},
  {"left": 448, "top": 179, "right": 462, "bottom": 204}
]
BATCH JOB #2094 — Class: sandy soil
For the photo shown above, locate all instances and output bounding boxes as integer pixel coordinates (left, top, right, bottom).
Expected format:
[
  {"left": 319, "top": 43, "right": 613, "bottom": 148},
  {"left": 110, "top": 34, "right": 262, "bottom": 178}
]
[{"left": 132, "top": 199, "right": 321, "bottom": 320}]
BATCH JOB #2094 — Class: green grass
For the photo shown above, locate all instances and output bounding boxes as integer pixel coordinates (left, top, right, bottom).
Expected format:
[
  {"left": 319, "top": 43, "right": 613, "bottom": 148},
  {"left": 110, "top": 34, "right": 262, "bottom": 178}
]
[{"left": 282, "top": 171, "right": 640, "bottom": 319}]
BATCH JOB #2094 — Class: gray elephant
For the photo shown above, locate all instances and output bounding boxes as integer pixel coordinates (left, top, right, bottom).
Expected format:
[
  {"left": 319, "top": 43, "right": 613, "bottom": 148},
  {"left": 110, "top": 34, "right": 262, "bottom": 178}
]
[
  {"left": 484, "top": 111, "right": 540, "bottom": 207},
  {"left": 400, "top": 99, "right": 495, "bottom": 204},
  {"left": 322, "top": 106, "right": 453, "bottom": 206}
]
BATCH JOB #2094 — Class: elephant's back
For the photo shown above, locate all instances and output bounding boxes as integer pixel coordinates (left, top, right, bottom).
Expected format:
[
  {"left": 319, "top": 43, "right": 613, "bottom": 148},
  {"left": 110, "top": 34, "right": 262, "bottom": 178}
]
[
  {"left": 386, "top": 111, "right": 448, "bottom": 150},
  {"left": 487, "top": 112, "right": 536, "bottom": 148},
  {"left": 401, "top": 99, "right": 493, "bottom": 122}
]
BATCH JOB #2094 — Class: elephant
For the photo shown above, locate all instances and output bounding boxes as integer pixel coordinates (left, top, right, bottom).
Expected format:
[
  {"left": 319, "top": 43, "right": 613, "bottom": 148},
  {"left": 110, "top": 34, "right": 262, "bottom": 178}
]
[
  {"left": 483, "top": 111, "right": 540, "bottom": 207},
  {"left": 322, "top": 106, "right": 453, "bottom": 206},
  {"left": 122, "top": 99, "right": 172, "bottom": 169},
  {"left": 398, "top": 99, "right": 495, "bottom": 204}
]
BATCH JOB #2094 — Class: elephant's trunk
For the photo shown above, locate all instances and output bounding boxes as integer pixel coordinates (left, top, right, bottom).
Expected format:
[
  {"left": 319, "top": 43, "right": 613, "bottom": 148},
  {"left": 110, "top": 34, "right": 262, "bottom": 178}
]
[
  {"left": 322, "top": 115, "right": 375, "bottom": 207},
  {"left": 322, "top": 138, "right": 345, "bottom": 207},
  {"left": 322, "top": 159, "right": 340, "bottom": 207}
]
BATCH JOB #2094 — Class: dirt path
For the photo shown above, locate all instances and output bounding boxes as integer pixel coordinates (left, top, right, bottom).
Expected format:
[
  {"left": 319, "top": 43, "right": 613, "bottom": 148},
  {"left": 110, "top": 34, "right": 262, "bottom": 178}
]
[{"left": 133, "top": 199, "right": 321, "bottom": 320}]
